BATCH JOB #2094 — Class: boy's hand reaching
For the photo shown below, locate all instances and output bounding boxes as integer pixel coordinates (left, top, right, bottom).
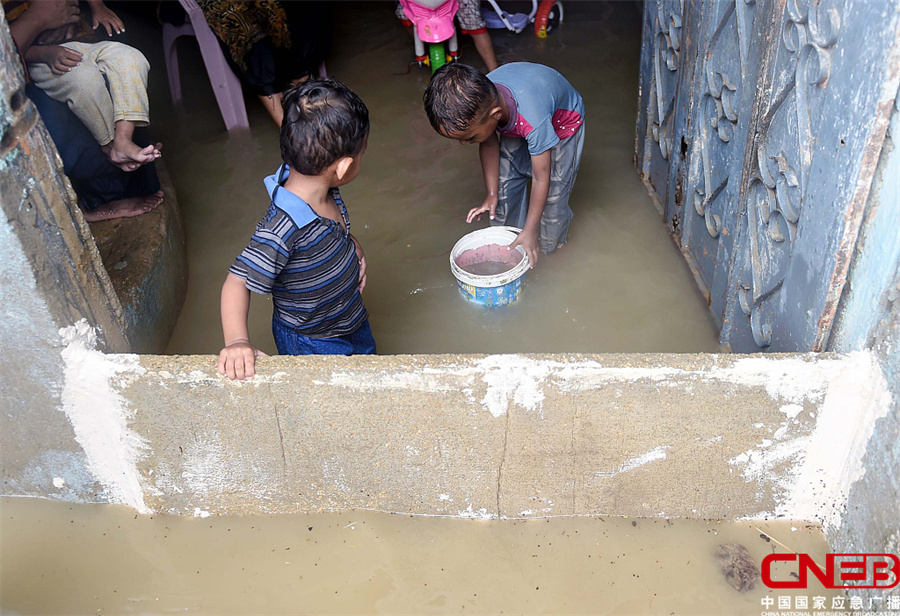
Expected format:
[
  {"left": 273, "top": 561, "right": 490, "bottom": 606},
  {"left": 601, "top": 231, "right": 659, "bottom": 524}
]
[
  {"left": 466, "top": 194, "right": 498, "bottom": 223},
  {"left": 218, "top": 340, "right": 268, "bottom": 381},
  {"left": 509, "top": 228, "right": 539, "bottom": 268}
]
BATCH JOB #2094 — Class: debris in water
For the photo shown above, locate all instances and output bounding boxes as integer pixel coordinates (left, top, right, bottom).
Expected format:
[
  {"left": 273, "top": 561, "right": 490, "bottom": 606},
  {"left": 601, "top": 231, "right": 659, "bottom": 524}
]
[{"left": 715, "top": 543, "right": 759, "bottom": 592}]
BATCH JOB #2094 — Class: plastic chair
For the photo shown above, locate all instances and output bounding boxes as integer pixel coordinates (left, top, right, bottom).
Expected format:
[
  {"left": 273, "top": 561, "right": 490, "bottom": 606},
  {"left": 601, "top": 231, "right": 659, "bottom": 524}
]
[{"left": 162, "top": 0, "right": 249, "bottom": 131}]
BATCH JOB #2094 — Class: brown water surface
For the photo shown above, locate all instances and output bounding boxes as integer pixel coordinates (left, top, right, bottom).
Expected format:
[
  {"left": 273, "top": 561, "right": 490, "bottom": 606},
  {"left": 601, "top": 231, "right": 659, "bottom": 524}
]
[
  {"left": 0, "top": 497, "right": 837, "bottom": 614},
  {"left": 138, "top": 2, "right": 722, "bottom": 356}
]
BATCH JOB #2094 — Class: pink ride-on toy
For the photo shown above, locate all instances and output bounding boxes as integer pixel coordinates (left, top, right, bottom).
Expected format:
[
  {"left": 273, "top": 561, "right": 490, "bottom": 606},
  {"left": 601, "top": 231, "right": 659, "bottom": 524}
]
[{"left": 398, "top": 0, "right": 460, "bottom": 72}]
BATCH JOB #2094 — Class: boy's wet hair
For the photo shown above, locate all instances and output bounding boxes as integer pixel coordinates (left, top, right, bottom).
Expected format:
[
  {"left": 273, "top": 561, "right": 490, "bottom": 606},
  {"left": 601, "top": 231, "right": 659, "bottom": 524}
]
[
  {"left": 424, "top": 63, "right": 497, "bottom": 135},
  {"left": 280, "top": 78, "right": 369, "bottom": 175}
]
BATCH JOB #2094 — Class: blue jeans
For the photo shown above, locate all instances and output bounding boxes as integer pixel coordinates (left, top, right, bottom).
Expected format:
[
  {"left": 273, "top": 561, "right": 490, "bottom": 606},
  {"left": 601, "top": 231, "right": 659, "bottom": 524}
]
[{"left": 272, "top": 316, "right": 376, "bottom": 355}]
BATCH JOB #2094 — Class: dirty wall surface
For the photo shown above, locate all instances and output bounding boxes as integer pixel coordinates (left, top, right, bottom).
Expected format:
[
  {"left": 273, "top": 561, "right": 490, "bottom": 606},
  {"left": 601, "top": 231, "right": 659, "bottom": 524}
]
[{"left": 30, "top": 332, "right": 890, "bottom": 534}]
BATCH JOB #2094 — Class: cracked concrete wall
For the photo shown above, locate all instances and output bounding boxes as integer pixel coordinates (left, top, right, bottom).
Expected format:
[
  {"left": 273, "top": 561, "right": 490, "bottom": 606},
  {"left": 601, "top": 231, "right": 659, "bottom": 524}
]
[
  {"left": 0, "top": 15, "right": 116, "bottom": 502},
  {"left": 0, "top": 193, "right": 101, "bottom": 502},
  {"left": 16, "top": 340, "right": 889, "bottom": 531},
  {"left": 828, "top": 91, "right": 900, "bottom": 604}
]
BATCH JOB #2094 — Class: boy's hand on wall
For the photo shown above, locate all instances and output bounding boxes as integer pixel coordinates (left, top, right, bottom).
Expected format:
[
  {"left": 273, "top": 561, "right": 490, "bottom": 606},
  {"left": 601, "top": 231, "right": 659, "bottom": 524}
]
[
  {"left": 509, "top": 229, "right": 539, "bottom": 268},
  {"left": 90, "top": 3, "right": 124, "bottom": 36},
  {"left": 218, "top": 341, "right": 267, "bottom": 381},
  {"left": 466, "top": 194, "right": 498, "bottom": 223}
]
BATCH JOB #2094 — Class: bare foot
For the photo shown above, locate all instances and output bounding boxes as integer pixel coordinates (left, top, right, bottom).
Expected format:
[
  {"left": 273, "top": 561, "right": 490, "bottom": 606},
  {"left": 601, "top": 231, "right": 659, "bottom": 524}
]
[
  {"left": 102, "top": 139, "right": 162, "bottom": 172},
  {"left": 82, "top": 191, "right": 163, "bottom": 222}
]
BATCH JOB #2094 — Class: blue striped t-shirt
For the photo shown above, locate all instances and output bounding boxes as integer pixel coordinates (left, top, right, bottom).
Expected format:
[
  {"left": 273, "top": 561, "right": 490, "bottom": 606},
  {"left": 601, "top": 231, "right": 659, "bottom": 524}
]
[{"left": 229, "top": 165, "right": 367, "bottom": 338}]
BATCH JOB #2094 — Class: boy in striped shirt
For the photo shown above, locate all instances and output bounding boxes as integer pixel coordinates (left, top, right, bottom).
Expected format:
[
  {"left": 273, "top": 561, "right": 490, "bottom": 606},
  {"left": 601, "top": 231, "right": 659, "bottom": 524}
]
[{"left": 218, "top": 78, "right": 374, "bottom": 381}]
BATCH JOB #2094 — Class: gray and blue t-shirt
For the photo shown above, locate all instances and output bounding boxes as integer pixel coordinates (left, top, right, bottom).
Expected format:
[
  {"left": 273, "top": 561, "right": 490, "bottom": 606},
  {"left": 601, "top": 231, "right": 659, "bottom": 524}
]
[{"left": 488, "top": 62, "right": 585, "bottom": 156}]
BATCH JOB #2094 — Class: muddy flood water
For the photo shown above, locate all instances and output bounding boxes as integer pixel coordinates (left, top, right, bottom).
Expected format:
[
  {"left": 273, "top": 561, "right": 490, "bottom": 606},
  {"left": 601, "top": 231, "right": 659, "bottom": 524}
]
[
  {"left": 0, "top": 497, "right": 839, "bottom": 615},
  {"left": 129, "top": 1, "right": 722, "bottom": 357},
  {"left": 0, "top": 4, "right": 773, "bottom": 615}
]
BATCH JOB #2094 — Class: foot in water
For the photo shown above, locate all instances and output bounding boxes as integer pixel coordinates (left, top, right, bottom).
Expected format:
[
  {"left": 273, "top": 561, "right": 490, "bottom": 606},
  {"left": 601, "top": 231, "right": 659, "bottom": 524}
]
[
  {"left": 102, "top": 139, "right": 162, "bottom": 172},
  {"left": 82, "top": 191, "right": 163, "bottom": 222}
]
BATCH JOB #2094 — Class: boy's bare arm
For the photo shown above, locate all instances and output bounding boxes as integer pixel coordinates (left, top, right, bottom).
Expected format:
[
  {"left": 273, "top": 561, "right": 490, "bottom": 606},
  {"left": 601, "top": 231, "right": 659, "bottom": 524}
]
[
  {"left": 467, "top": 133, "right": 501, "bottom": 223},
  {"left": 510, "top": 150, "right": 551, "bottom": 267},
  {"left": 85, "top": 0, "right": 124, "bottom": 35},
  {"left": 218, "top": 273, "right": 266, "bottom": 380}
]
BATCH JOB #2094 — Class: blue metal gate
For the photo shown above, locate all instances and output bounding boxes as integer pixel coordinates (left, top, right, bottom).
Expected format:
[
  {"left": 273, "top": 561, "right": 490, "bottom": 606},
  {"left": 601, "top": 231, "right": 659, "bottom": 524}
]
[{"left": 636, "top": 0, "right": 900, "bottom": 352}]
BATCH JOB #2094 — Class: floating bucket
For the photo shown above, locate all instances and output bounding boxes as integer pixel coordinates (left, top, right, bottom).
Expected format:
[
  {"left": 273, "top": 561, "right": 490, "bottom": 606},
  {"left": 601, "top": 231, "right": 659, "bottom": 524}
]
[{"left": 450, "top": 227, "right": 529, "bottom": 307}]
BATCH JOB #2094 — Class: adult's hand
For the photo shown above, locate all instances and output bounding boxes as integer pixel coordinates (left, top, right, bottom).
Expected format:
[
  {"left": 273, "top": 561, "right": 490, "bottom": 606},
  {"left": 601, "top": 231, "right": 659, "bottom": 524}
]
[
  {"left": 9, "top": 0, "right": 79, "bottom": 52},
  {"left": 27, "top": 0, "right": 80, "bottom": 31}
]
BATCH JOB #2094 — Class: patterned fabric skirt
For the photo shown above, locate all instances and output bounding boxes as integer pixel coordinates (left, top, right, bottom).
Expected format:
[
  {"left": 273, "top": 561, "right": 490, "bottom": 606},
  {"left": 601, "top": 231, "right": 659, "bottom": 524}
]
[{"left": 197, "top": 1, "right": 332, "bottom": 96}]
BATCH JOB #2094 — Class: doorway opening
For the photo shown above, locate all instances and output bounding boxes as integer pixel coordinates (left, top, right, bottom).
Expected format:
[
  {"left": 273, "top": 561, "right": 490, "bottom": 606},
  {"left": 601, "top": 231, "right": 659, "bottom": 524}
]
[{"left": 124, "top": 0, "right": 721, "bottom": 356}]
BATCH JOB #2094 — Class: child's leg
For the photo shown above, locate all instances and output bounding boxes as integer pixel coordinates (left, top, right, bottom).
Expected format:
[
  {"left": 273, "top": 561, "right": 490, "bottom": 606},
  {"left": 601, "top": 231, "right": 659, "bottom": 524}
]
[
  {"left": 495, "top": 135, "right": 531, "bottom": 230},
  {"left": 540, "top": 122, "right": 586, "bottom": 253},
  {"left": 91, "top": 41, "right": 159, "bottom": 169},
  {"left": 468, "top": 31, "right": 499, "bottom": 72},
  {"left": 28, "top": 43, "right": 116, "bottom": 148},
  {"left": 457, "top": 0, "right": 498, "bottom": 71},
  {"left": 258, "top": 92, "right": 284, "bottom": 127},
  {"left": 92, "top": 41, "right": 150, "bottom": 128}
]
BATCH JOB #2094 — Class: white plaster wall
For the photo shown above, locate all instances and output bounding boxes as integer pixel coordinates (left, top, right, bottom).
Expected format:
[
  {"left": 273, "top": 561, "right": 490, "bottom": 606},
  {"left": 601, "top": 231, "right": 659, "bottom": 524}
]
[{"left": 0, "top": 207, "right": 99, "bottom": 501}]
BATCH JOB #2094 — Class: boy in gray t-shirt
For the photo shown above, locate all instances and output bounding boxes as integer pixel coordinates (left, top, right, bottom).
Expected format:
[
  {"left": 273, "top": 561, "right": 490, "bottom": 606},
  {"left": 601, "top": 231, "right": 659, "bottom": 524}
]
[{"left": 424, "top": 62, "right": 585, "bottom": 266}]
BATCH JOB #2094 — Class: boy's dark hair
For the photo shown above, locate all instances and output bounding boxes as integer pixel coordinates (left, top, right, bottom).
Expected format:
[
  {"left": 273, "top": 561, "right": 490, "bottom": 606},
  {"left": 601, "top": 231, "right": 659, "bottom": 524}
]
[
  {"left": 280, "top": 78, "right": 369, "bottom": 175},
  {"left": 423, "top": 63, "right": 497, "bottom": 135}
]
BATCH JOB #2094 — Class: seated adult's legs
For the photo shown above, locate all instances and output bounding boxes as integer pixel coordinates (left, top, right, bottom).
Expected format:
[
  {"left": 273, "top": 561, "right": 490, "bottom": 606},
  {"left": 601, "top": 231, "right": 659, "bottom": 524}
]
[{"left": 26, "top": 84, "right": 163, "bottom": 221}]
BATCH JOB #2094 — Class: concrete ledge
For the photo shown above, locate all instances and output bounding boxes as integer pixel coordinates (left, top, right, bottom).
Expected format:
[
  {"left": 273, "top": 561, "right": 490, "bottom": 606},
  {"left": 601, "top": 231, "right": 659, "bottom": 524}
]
[{"left": 40, "top": 339, "right": 891, "bottom": 530}]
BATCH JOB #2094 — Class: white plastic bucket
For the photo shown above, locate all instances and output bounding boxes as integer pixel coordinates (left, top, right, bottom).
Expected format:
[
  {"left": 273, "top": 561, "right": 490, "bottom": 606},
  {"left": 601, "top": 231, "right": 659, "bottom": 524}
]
[{"left": 449, "top": 226, "right": 529, "bottom": 307}]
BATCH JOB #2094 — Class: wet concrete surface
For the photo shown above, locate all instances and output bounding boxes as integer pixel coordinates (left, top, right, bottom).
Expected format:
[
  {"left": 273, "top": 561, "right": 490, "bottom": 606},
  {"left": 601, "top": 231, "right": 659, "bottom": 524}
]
[{"left": 123, "top": 1, "right": 721, "bottom": 356}]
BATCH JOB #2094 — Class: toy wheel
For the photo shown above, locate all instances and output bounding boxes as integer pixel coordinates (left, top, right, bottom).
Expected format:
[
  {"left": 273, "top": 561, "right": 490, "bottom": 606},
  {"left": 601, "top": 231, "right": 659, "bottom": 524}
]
[
  {"left": 429, "top": 42, "right": 446, "bottom": 72},
  {"left": 534, "top": 0, "right": 563, "bottom": 38}
]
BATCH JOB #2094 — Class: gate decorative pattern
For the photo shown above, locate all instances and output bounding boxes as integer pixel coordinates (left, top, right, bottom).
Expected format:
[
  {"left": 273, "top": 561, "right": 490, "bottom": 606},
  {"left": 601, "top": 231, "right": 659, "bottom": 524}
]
[
  {"left": 737, "top": 0, "right": 841, "bottom": 348},
  {"left": 636, "top": 0, "right": 686, "bottom": 211},
  {"left": 637, "top": 0, "right": 900, "bottom": 352},
  {"left": 677, "top": 0, "right": 763, "bottom": 314}
]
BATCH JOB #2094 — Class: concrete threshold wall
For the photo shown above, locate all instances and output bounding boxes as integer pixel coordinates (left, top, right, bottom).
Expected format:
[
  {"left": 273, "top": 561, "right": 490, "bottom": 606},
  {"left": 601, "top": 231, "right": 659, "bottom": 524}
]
[{"left": 25, "top": 324, "right": 890, "bottom": 535}]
